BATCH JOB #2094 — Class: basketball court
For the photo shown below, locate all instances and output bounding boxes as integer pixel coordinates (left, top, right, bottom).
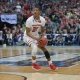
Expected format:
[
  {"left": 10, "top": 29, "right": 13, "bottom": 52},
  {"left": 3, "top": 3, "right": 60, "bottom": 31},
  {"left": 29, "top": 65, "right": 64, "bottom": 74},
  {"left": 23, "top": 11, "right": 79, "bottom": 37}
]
[{"left": 0, "top": 46, "right": 80, "bottom": 80}]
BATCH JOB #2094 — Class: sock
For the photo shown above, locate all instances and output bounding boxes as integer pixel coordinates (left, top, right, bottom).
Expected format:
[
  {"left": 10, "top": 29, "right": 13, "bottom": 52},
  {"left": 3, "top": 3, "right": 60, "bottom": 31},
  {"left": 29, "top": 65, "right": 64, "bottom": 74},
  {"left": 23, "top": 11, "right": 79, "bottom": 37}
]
[
  {"left": 32, "top": 60, "right": 36, "bottom": 63},
  {"left": 48, "top": 60, "right": 52, "bottom": 65}
]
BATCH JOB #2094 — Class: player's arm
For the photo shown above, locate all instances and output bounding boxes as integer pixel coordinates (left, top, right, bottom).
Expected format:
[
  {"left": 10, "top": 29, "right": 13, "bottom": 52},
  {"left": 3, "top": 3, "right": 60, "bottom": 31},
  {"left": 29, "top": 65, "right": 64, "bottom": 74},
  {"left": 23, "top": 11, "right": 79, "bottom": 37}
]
[
  {"left": 40, "top": 26, "right": 46, "bottom": 38},
  {"left": 39, "top": 17, "right": 47, "bottom": 38},
  {"left": 26, "top": 27, "right": 39, "bottom": 41}
]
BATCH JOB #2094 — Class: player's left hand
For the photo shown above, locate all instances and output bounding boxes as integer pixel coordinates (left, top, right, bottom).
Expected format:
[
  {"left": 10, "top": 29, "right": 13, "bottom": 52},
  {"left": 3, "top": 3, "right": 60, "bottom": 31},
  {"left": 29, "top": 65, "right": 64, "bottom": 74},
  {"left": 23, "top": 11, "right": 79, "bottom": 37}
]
[{"left": 38, "top": 37, "right": 48, "bottom": 47}]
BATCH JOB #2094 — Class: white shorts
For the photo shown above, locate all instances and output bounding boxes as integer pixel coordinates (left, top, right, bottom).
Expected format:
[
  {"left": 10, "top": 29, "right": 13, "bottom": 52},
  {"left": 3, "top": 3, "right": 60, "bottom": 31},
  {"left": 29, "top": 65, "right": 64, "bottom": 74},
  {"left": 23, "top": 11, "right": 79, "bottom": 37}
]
[{"left": 23, "top": 35, "right": 38, "bottom": 46}]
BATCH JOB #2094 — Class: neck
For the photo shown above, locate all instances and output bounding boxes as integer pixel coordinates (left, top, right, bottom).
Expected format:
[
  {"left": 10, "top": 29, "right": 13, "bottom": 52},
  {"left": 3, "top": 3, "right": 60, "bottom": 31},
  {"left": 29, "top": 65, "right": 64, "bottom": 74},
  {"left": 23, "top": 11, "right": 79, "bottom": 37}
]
[{"left": 34, "top": 15, "right": 40, "bottom": 20}]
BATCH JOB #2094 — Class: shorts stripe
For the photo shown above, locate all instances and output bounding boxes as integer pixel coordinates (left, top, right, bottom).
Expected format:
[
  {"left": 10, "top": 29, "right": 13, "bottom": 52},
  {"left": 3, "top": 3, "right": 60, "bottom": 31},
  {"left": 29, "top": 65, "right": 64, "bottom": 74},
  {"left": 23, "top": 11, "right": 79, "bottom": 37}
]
[{"left": 23, "top": 36, "right": 37, "bottom": 46}]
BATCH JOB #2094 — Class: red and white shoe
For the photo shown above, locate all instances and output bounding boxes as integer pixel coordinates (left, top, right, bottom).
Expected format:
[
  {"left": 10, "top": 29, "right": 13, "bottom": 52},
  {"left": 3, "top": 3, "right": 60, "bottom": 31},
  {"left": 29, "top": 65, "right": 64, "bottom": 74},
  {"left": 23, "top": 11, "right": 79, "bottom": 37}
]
[
  {"left": 49, "top": 64, "right": 57, "bottom": 70},
  {"left": 32, "top": 63, "right": 41, "bottom": 71}
]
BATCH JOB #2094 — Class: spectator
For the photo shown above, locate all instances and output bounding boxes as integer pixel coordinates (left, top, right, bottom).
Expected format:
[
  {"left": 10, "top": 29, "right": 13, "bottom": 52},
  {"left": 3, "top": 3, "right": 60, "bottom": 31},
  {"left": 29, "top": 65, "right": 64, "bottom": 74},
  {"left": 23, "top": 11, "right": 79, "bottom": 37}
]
[{"left": 0, "top": 31, "right": 3, "bottom": 45}]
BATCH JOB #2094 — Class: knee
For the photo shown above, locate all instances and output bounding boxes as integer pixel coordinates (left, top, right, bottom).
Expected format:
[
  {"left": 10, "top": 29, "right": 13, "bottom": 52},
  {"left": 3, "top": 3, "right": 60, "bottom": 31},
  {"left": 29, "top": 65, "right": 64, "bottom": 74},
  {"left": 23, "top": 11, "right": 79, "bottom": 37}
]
[{"left": 31, "top": 44, "right": 38, "bottom": 56}]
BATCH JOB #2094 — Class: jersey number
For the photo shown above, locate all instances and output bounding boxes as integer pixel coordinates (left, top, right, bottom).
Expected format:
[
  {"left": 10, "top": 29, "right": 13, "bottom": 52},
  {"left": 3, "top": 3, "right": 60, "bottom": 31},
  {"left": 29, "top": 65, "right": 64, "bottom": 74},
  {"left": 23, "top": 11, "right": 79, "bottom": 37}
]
[{"left": 32, "top": 27, "right": 38, "bottom": 32}]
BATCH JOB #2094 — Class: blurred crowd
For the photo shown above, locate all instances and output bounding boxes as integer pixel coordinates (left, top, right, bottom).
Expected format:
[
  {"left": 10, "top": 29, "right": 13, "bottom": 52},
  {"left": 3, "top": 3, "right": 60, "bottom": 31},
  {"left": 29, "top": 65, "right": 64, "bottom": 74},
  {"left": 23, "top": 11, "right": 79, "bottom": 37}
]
[{"left": 0, "top": 0, "right": 80, "bottom": 46}]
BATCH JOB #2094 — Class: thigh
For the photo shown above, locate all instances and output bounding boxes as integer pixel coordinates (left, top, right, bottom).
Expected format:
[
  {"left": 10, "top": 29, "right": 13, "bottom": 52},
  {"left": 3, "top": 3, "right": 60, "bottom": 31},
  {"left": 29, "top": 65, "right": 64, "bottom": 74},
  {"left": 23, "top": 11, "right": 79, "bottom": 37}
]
[{"left": 23, "top": 36, "right": 37, "bottom": 46}]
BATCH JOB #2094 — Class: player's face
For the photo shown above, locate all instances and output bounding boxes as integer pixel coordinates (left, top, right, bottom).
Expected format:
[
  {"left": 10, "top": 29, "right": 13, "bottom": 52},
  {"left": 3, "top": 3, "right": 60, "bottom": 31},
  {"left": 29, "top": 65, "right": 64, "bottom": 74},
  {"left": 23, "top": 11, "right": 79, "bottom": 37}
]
[{"left": 33, "top": 8, "right": 40, "bottom": 18}]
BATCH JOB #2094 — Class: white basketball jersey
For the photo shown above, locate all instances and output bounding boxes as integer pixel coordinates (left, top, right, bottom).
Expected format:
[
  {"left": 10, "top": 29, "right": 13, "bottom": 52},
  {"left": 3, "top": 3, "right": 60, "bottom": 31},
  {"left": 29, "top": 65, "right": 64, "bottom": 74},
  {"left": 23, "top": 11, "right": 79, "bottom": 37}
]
[{"left": 24, "top": 16, "right": 46, "bottom": 38}]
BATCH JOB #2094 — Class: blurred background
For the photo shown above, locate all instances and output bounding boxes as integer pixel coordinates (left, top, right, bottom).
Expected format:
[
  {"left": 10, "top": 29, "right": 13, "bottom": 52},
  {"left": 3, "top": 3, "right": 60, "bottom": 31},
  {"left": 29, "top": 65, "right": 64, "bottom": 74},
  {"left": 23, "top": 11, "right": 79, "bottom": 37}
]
[{"left": 0, "top": 0, "right": 80, "bottom": 46}]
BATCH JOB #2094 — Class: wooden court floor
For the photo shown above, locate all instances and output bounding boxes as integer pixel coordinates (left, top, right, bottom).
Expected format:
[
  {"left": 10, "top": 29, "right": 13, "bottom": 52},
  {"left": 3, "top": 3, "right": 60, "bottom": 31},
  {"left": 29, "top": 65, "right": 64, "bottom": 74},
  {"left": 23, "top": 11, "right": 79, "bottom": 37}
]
[{"left": 0, "top": 46, "right": 80, "bottom": 80}]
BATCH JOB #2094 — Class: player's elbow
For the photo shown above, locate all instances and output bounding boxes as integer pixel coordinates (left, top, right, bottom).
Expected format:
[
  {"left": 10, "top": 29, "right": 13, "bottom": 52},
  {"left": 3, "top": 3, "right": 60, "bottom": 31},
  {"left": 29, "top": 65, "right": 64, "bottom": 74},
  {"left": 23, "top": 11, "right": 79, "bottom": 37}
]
[
  {"left": 26, "top": 32, "right": 30, "bottom": 36},
  {"left": 26, "top": 28, "right": 31, "bottom": 37}
]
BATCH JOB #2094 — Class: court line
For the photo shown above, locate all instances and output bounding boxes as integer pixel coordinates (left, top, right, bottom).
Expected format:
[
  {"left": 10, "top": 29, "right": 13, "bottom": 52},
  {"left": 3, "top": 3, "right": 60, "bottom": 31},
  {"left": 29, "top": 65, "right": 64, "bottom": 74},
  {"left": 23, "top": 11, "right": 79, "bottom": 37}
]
[{"left": 0, "top": 73, "right": 27, "bottom": 80}]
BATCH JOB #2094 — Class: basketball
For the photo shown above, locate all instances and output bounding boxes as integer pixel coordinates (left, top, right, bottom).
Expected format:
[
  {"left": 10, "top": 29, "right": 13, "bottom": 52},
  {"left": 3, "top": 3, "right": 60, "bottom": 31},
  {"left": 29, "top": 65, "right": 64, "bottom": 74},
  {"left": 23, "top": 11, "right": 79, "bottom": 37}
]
[{"left": 38, "top": 37, "right": 48, "bottom": 47}]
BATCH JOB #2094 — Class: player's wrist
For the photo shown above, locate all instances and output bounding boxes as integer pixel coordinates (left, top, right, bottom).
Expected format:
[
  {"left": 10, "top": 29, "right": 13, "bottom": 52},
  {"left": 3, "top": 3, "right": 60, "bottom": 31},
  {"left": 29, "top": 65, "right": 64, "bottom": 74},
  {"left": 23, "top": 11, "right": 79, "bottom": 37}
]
[
  {"left": 35, "top": 37, "right": 40, "bottom": 41},
  {"left": 40, "top": 35, "right": 47, "bottom": 39}
]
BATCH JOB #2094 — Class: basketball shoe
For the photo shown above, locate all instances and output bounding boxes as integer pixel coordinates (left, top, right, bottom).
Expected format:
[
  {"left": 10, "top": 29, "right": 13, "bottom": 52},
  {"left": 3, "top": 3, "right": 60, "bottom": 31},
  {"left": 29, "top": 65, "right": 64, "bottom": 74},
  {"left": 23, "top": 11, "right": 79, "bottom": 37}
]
[
  {"left": 49, "top": 63, "right": 57, "bottom": 70},
  {"left": 32, "top": 63, "right": 41, "bottom": 71}
]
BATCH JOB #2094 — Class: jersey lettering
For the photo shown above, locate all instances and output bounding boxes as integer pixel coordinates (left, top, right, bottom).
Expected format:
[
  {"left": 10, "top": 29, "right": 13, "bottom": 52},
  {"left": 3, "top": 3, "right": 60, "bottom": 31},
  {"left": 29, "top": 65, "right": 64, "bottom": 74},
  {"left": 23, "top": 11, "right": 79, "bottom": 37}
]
[{"left": 32, "top": 27, "right": 39, "bottom": 32}]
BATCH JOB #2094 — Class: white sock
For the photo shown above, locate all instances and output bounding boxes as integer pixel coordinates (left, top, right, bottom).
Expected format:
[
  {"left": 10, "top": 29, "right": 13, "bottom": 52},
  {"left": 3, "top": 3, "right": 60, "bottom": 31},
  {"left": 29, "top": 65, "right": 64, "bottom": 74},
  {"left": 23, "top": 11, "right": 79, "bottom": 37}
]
[
  {"left": 32, "top": 60, "right": 36, "bottom": 63},
  {"left": 48, "top": 60, "right": 52, "bottom": 65}
]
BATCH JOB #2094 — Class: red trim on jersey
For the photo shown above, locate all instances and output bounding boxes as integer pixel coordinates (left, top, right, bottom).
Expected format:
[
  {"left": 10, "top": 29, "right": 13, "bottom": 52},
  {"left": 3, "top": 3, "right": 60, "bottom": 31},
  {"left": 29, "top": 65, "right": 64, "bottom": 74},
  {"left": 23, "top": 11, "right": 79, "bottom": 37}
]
[{"left": 32, "top": 24, "right": 42, "bottom": 26}]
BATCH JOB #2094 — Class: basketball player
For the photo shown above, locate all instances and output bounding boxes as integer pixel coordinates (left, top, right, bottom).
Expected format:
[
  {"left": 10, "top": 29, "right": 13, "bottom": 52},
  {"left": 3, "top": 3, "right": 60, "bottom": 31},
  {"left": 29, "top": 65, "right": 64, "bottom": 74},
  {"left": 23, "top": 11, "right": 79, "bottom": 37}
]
[{"left": 23, "top": 6, "right": 57, "bottom": 70}]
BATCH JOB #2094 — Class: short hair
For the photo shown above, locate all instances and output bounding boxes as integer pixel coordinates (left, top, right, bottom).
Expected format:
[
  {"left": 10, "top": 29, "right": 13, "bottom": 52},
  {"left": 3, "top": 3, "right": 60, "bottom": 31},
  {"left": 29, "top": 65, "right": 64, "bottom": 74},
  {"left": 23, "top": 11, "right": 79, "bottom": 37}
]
[{"left": 33, "top": 5, "right": 40, "bottom": 10}]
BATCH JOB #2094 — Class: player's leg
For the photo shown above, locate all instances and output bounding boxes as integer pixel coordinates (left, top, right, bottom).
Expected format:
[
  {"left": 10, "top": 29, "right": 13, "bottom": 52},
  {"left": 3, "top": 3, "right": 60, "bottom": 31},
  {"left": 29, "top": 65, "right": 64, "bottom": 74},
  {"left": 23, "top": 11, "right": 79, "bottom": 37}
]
[
  {"left": 23, "top": 36, "right": 41, "bottom": 70},
  {"left": 31, "top": 43, "right": 41, "bottom": 70},
  {"left": 38, "top": 46, "right": 57, "bottom": 70}
]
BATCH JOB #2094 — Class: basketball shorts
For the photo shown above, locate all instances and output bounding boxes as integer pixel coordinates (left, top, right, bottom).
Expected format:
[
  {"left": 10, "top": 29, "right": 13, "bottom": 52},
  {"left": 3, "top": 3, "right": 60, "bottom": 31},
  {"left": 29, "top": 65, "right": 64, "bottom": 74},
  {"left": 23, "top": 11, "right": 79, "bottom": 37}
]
[{"left": 23, "top": 35, "right": 38, "bottom": 46}]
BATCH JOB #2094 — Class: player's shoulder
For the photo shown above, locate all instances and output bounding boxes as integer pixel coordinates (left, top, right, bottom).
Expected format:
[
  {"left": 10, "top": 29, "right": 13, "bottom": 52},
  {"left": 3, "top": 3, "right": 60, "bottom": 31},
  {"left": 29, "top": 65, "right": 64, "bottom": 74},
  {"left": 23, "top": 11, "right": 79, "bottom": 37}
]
[
  {"left": 26, "top": 16, "right": 33, "bottom": 22},
  {"left": 40, "top": 16, "right": 45, "bottom": 21},
  {"left": 40, "top": 16, "right": 46, "bottom": 24}
]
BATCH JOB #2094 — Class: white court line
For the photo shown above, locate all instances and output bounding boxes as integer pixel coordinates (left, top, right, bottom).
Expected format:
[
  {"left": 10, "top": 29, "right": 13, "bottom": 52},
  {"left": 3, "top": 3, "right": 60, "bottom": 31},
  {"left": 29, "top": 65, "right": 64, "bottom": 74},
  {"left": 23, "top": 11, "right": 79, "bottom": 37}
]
[{"left": 0, "top": 72, "right": 80, "bottom": 80}]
